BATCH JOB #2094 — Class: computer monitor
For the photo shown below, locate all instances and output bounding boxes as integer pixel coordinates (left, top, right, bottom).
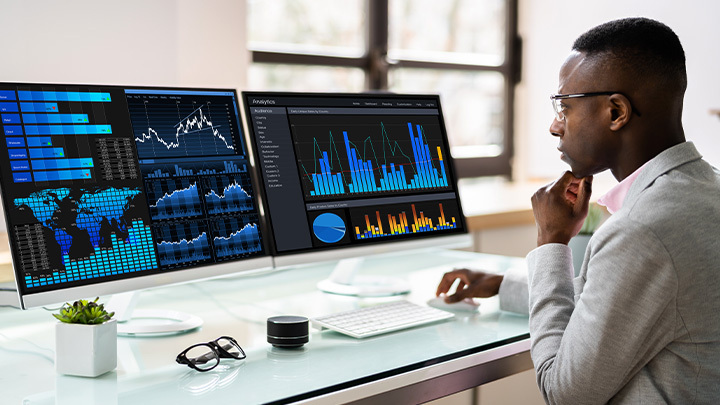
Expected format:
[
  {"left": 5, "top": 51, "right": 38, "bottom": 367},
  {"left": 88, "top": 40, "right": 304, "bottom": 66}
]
[
  {"left": 0, "top": 83, "right": 271, "bottom": 330},
  {"left": 242, "top": 92, "right": 470, "bottom": 296}
]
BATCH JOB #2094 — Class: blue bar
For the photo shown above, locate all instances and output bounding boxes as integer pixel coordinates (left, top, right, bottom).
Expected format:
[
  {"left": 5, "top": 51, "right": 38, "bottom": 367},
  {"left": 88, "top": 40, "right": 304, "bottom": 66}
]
[
  {"left": 29, "top": 147, "right": 64, "bottom": 158},
  {"left": 19, "top": 102, "right": 59, "bottom": 112},
  {"left": 400, "top": 166, "right": 407, "bottom": 189},
  {"left": 10, "top": 160, "right": 30, "bottom": 171},
  {"left": 389, "top": 164, "right": 397, "bottom": 190},
  {"left": 311, "top": 174, "right": 318, "bottom": 196},
  {"left": 364, "top": 160, "right": 375, "bottom": 191},
  {"left": 422, "top": 141, "right": 438, "bottom": 187},
  {"left": 3, "top": 125, "right": 22, "bottom": 136},
  {"left": 31, "top": 158, "right": 94, "bottom": 170},
  {"left": 17, "top": 91, "right": 111, "bottom": 102},
  {"left": 12, "top": 172, "right": 32, "bottom": 183},
  {"left": 417, "top": 125, "right": 432, "bottom": 187},
  {"left": 412, "top": 136, "right": 426, "bottom": 188},
  {"left": 26, "top": 137, "right": 52, "bottom": 147},
  {"left": 334, "top": 173, "right": 344, "bottom": 194},
  {"left": 319, "top": 157, "right": 331, "bottom": 195},
  {"left": 2, "top": 114, "right": 21, "bottom": 124},
  {"left": 408, "top": 123, "right": 426, "bottom": 188},
  {"left": 0, "top": 102, "right": 18, "bottom": 112},
  {"left": 22, "top": 113, "right": 89, "bottom": 124},
  {"left": 343, "top": 132, "right": 360, "bottom": 192},
  {"left": 8, "top": 149, "right": 27, "bottom": 159},
  {"left": 0, "top": 91, "right": 16, "bottom": 100},
  {"left": 381, "top": 165, "right": 388, "bottom": 191},
  {"left": 353, "top": 149, "right": 366, "bottom": 192},
  {"left": 316, "top": 170, "right": 326, "bottom": 196},
  {"left": 32, "top": 169, "right": 92, "bottom": 182},
  {"left": 6, "top": 137, "right": 25, "bottom": 147},
  {"left": 24, "top": 124, "right": 111, "bottom": 135},
  {"left": 322, "top": 152, "right": 335, "bottom": 194}
]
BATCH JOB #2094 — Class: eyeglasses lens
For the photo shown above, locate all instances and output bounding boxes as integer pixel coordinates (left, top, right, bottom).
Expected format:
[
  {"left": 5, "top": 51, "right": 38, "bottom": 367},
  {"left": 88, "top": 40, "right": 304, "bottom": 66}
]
[
  {"left": 216, "top": 337, "right": 244, "bottom": 358},
  {"left": 185, "top": 345, "right": 220, "bottom": 371}
]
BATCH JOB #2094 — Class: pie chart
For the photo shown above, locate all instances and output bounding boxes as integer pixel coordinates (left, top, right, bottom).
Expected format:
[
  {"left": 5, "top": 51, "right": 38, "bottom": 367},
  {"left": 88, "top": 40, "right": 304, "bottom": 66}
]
[{"left": 313, "top": 213, "right": 346, "bottom": 243}]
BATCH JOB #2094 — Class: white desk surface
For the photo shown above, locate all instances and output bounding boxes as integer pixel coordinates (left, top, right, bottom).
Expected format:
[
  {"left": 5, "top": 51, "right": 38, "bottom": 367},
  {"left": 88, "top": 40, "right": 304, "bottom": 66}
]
[{"left": 0, "top": 249, "right": 530, "bottom": 405}]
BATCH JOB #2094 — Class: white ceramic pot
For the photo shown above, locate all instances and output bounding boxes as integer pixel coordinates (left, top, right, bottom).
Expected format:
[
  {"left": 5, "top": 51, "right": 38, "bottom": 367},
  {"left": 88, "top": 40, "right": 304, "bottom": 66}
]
[{"left": 55, "top": 319, "right": 117, "bottom": 377}]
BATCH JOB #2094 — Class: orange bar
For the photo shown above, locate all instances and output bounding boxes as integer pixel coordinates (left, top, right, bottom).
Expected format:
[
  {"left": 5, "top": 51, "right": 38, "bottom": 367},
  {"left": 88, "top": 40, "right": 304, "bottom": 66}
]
[
  {"left": 411, "top": 204, "right": 419, "bottom": 228},
  {"left": 376, "top": 211, "right": 384, "bottom": 235},
  {"left": 428, "top": 218, "right": 433, "bottom": 229},
  {"left": 389, "top": 214, "right": 395, "bottom": 234},
  {"left": 402, "top": 212, "right": 409, "bottom": 232},
  {"left": 365, "top": 214, "right": 372, "bottom": 232},
  {"left": 437, "top": 146, "right": 443, "bottom": 161},
  {"left": 420, "top": 211, "right": 426, "bottom": 229},
  {"left": 355, "top": 226, "right": 361, "bottom": 236},
  {"left": 439, "top": 203, "right": 446, "bottom": 226}
]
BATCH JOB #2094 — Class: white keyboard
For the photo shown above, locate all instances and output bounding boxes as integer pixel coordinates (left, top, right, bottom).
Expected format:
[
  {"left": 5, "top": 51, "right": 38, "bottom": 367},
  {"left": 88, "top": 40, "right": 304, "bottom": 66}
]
[{"left": 311, "top": 300, "right": 455, "bottom": 338}]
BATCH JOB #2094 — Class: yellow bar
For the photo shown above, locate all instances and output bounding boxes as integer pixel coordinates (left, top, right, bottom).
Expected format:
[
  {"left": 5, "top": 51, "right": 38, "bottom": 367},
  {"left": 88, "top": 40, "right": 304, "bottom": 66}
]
[
  {"left": 437, "top": 146, "right": 443, "bottom": 161},
  {"left": 355, "top": 226, "right": 361, "bottom": 236}
]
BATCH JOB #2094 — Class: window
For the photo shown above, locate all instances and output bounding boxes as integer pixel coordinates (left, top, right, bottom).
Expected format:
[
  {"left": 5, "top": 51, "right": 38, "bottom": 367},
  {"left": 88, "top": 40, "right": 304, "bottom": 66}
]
[{"left": 247, "top": 0, "right": 519, "bottom": 177}]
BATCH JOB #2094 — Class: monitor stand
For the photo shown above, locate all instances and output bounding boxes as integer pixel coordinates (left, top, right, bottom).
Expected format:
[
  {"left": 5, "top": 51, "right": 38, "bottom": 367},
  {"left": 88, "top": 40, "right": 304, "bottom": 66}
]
[
  {"left": 107, "top": 291, "right": 202, "bottom": 337},
  {"left": 316, "top": 257, "right": 411, "bottom": 297}
]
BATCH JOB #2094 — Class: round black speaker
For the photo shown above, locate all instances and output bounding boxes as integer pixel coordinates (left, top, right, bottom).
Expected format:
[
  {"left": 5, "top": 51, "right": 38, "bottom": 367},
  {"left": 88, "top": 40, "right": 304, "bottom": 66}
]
[{"left": 267, "top": 315, "right": 309, "bottom": 348}]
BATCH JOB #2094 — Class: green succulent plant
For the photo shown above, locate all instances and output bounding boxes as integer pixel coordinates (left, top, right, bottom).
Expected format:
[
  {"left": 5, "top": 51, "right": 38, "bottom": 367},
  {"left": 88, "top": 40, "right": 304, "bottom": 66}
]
[{"left": 53, "top": 297, "right": 115, "bottom": 325}]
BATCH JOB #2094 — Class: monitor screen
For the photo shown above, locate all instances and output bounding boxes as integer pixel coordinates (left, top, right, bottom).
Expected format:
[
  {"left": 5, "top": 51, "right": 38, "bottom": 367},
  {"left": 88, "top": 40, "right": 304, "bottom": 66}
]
[
  {"left": 0, "top": 83, "right": 270, "bottom": 309},
  {"left": 242, "top": 92, "right": 468, "bottom": 266}
]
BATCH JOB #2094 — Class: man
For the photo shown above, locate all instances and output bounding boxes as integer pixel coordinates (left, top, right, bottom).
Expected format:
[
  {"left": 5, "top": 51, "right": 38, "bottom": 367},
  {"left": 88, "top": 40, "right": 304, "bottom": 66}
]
[{"left": 436, "top": 17, "right": 720, "bottom": 404}]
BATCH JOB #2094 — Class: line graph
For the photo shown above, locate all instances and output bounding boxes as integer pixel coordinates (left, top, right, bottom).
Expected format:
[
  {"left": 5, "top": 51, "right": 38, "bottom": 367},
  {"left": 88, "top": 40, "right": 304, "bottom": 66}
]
[
  {"left": 146, "top": 178, "right": 203, "bottom": 220},
  {"left": 127, "top": 91, "right": 243, "bottom": 159},
  {"left": 202, "top": 173, "right": 254, "bottom": 215},
  {"left": 154, "top": 221, "right": 212, "bottom": 268}
]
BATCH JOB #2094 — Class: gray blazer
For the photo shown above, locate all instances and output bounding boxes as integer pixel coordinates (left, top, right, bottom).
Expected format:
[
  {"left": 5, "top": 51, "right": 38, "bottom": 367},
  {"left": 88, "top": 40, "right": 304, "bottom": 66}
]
[{"left": 524, "top": 142, "right": 720, "bottom": 404}]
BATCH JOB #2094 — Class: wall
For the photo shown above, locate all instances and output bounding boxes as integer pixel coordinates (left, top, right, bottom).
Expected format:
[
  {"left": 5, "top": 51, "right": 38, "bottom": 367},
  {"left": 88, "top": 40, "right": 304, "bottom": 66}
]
[
  {"left": 514, "top": 0, "right": 720, "bottom": 181},
  {"left": 0, "top": 0, "right": 248, "bottom": 231}
]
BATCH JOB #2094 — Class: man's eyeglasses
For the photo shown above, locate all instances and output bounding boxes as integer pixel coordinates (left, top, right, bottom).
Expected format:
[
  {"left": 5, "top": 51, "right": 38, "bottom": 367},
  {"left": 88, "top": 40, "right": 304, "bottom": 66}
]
[
  {"left": 176, "top": 336, "right": 246, "bottom": 372},
  {"left": 550, "top": 92, "right": 642, "bottom": 121}
]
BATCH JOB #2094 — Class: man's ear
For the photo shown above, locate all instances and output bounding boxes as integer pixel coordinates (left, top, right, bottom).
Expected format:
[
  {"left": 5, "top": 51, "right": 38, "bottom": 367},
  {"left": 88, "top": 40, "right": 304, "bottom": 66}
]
[{"left": 608, "top": 93, "right": 632, "bottom": 131}]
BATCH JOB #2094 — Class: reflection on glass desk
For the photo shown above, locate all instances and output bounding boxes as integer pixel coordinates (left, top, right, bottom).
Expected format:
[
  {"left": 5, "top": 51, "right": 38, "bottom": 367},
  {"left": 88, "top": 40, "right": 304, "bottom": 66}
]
[{"left": 1, "top": 249, "right": 531, "bottom": 405}]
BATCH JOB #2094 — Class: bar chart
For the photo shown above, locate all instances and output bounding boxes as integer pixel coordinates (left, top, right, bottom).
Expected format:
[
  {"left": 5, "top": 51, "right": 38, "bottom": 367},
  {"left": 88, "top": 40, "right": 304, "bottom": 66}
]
[
  {"left": 0, "top": 88, "right": 115, "bottom": 183},
  {"left": 291, "top": 115, "right": 451, "bottom": 199},
  {"left": 350, "top": 200, "right": 460, "bottom": 240}
]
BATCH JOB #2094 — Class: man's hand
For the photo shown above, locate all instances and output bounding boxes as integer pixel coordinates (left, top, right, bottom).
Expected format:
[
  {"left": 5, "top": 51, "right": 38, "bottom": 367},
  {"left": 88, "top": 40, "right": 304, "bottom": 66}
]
[
  {"left": 531, "top": 171, "right": 593, "bottom": 246},
  {"left": 435, "top": 268, "right": 504, "bottom": 303}
]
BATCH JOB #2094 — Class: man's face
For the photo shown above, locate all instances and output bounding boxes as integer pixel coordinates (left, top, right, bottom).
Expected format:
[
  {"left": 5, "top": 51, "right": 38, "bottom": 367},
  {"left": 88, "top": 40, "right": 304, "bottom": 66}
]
[{"left": 549, "top": 52, "right": 617, "bottom": 178}]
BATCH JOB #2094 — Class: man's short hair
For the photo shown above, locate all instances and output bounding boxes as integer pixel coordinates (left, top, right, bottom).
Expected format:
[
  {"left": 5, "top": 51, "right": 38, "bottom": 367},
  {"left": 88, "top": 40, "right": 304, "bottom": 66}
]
[{"left": 572, "top": 17, "right": 687, "bottom": 91}]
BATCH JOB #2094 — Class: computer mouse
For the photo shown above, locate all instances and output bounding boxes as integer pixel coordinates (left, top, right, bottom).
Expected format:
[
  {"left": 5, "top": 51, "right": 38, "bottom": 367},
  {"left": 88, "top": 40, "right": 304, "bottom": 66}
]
[{"left": 427, "top": 295, "right": 480, "bottom": 312}]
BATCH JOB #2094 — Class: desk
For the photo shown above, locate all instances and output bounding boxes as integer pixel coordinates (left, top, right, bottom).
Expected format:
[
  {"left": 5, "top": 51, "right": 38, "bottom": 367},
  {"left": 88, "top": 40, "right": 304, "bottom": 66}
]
[{"left": 0, "top": 249, "right": 530, "bottom": 404}]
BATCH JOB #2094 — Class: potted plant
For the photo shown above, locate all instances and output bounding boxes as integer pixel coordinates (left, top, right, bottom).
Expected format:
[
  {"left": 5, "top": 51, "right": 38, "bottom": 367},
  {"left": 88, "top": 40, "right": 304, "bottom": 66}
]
[
  {"left": 568, "top": 203, "right": 605, "bottom": 276},
  {"left": 53, "top": 297, "right": 117, "bottom": 377}
]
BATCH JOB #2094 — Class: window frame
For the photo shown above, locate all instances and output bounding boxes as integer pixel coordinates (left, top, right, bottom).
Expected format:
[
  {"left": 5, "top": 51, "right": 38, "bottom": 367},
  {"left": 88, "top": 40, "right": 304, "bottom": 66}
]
[{"left": 249, "top": 0, "right": 520, "bottom": 178}]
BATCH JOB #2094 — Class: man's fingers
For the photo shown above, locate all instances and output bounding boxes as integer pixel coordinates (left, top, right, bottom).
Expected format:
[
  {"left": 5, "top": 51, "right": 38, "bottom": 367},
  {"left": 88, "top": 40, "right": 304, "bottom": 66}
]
[
  {"left": 436, "top": 269, "right": 470, "bottom": 296},
  {"left": 574, "top": 175, "right": 594, "bottom": 216}
]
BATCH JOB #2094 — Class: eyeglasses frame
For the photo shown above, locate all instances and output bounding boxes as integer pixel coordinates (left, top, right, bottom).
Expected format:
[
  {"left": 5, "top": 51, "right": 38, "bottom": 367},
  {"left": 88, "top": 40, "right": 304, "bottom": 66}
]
[
  {"left": 176, "top": 336, "right": 246, "bottom": 372},
  {"left": 550, "top": 91, "right": 642, "bottom": 121}
]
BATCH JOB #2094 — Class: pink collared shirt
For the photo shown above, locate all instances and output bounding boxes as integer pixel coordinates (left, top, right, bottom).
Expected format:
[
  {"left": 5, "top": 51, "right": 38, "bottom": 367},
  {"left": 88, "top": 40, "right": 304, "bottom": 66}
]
[{"left": 597, "top": 162, "right": 649, "bottom": 214}]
